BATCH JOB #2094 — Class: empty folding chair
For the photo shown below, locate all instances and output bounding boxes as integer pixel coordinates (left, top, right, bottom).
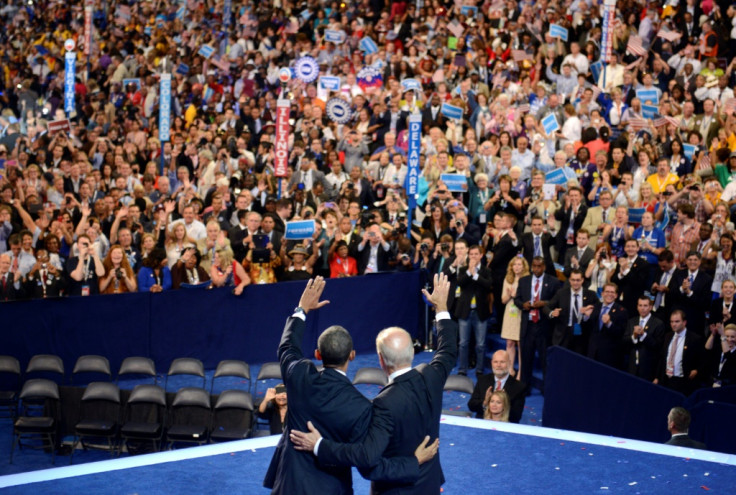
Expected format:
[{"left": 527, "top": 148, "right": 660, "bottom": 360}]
[
  {"left": 72, "top": 355, "right": 112, "bottom": 385},
  {"left": 352, "top": 367, "right": 388, "bottom": 399},
  {"left": 70, "top": 382, "right": 121, "bottom": 464},
  {"left": 442, "top": 374, "right": 475, "bottom": 418},
  {"left": 166, "top": 388, "right": 211, "bottom": 449},
  {"left": 120, "top": 384, "right": 166, "bottom": 454},
  {"left": 253, "top": 362, "right": 282, "bottom": 398},
  {"left": 165, "top": 358, "right": 205, "bottom": 392},
  {"left": 210, "top": 390, "right": 254, "bottom": 443},
  {"left": 0, "top": 356, "right": 21, "bottom": 419},
  {"left": 211, "top": 360, "right": 250, "bottom": 394},
  {"left": 117, "top": 357, "right": 157, "bottom": 387},
  {"left": 10, "top": 379, "right": 60, "bottom": 464},
  {"left": 25, "top": 354, "right": 64, "bottom": 384}
]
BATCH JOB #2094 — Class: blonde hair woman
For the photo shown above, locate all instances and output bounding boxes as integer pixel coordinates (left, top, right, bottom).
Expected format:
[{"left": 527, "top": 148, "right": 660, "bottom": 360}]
[
  {"left": 483, "top": 389, "right": 510, "bottom": 422},
  {"left": 165, "top": 222, "right": 196, "bottom": 268},
  {"left": 501, "top": 256, "right": 529, "bottom": 377}
]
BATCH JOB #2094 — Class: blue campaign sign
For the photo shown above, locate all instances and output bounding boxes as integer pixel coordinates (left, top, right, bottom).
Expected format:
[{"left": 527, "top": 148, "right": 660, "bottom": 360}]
[
  {"left": 198, "top": 45, "right": 215, "bottom": 59},
  {"left": 641, "top": 104, "right": 658, "bottom": 119},
  {"left": 441, "top": 102, "right": 463, "bottom": 120},
  {"left": 542, "top": 113, "right": 559, "bottom": 134},
  {"left": 159, "top": 74, "right": 172, "bottom": 142},
  {"left": 683, "top": 143, "right": 696, "bottom": 160},
  {"left": 406, "top": 115, "right": 421, "bottom": 198},
  {"left": 285, "top": 220, "right": 316, "bottom": 240},
  {"left": 319, "top": 76, "right": 341, "bottom": 91},
  {"left": 401, "top": 78, "right": 421, "bottom": 91},
  {"left": 223, "top": 0, "right": 231, "bottom": 27},
  {"left": 441, "top": 173, "right": 468, "bottom": 193},
  {"left": 460, "top": 6, "right": 478, "bottom": 17},
  {"left": 122, "top": 78, "right": 141, "bottom": 90},
  {"left": 545, "top": 168, "right": 568, "bottom": 185},
  {"left": 628, "top": 208, "right": 646, "bottom": 224},
  {"left": 324, "top": 30, "right": 345, "bottom": 43},
  {"left": 636, "top": 88, "right": 659, "bottom": 104},
  {"left": 359, "top": 37, "right": 378, "bottom": 54},
  {"left": 64, "top": 51, "right": 76, "bottom": 115},
  {"left": 549, "top": 24, "right": 569, "bottom": 41},
  {"left": 176, "top": 63, "right": 190, "bottom": 75},
  {"left": 590, "top": 61, "right": 603, "bottom": 82}
]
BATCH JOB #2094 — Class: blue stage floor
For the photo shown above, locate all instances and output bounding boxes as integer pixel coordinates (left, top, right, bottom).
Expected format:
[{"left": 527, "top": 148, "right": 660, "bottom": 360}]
[{"left": 2, "top": 416, "right": 734, "bottom": 494}]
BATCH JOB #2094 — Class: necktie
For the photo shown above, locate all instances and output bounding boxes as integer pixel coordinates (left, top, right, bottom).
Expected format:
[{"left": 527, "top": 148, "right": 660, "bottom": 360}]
[
  {"left": 601, "top": 209, "right": 607, "bottom": 223},
  {"left": 495, "top": 381, "right": 502, "bottom": 391},
  {"left": 688, "top": 274, "right": 694, "bottom": 286},
  {"left": 654, "top": 272, "right": 669, "bottom": 310},
  {"left": 1, "top": 274, "right": 6, "bottom": 291},
  {"left": 666, "top": 333, "right": 680, "bottom": 377},
  {"left": 571, "top": 293, "right": 580, "bottom": 326},
  {"left": 534, "top": 236, "right": 541, "bottom": 257},
  {"left": 531, "top": 279, "right": 540, "bottom": 323},
  {"left": 12, "top": 256, "right": 18, "bottom": 274},
  {"left": 599, "top": 305, "right": 610, "bottom": 330},
  {"left": 640, "top": 318, "right": 645, "bottom": 329}
]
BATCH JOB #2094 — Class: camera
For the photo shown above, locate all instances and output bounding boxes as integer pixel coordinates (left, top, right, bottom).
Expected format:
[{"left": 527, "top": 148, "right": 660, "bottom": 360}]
[
  {"left": 41, "top": 263, "right": 47, "bottom": 269},
  {"left": 420, "top": 243, "right": 429, "bottom": 251},
  {"left": 455, "top": 220, "right": 462, "bottom": 228},
  {"left": 400, "top": 253, "right": 410, "bottom": 261},
  {"left": 347, "top": 183, "right": 354, "bottom": 189},
  {"left": 440, "top": 243, "right": 449, "bottom": 251},
  {"left": 115, "top": 268, "right": 123, "bottom": 280}
]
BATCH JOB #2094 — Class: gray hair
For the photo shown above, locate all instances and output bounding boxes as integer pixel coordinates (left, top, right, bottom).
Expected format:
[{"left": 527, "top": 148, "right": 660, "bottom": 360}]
[{"left": 376, "top": 327, "right": 414, "bottom": 370}]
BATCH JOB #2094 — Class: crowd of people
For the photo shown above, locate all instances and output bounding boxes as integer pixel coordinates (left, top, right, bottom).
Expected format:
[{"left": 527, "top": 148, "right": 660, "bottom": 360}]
[{"left": 2, "top": 0, "right": 736, "bottom": 407}]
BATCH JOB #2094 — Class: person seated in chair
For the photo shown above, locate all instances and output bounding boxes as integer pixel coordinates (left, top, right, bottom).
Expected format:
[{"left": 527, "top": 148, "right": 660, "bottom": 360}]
[
  {"left": 665, "top": 407, "right": 706, "bottom": 450},
  {"left": 258, "top": 384, "right": 288, "bottom": 435}
]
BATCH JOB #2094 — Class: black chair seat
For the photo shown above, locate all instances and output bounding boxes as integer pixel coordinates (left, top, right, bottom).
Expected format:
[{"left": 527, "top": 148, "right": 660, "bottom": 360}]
[
  {"left": 210, "top": 428, "right": 250, "bottom": 441},
  {"left": 0, "top": 391, "right": 16, "bottom": 401},
  {"left": 76, "top": 420, "right": 116, "bottom": 434},
  {"left": 121, "top": 422, "right": 161, "bottom": 437},
  {"left": 15, "top": 417, "right": 55, "bottom": 431},
  {"left": 167, "top": 425, "right": 207, "bottom": 440}
]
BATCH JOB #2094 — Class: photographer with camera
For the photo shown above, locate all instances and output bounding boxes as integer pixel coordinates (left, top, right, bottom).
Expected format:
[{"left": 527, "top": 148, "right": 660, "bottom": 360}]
[
  {"left": 99, "top": 244, "right": 137, "bottom": 294},
  {"left": 67, "top": 234, "right": 105, "bottom": 296},
  {"left": 357, "top": 223, "right": 392, "bottom": 275},
  {"left": 450, "top": 210, "right": 480, "bottom": 247}
]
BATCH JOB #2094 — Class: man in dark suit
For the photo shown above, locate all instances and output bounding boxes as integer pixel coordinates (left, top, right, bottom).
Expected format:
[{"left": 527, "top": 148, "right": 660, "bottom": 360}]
[
  {"left": 554, "top": 186, "right": 587, "bottom": 263},
  {"left": 421, "top": 93, "right": 447, "bottom": 133},
  {"left": 672, "top": 251, "right": 713, "bottom": 337},
  {"left": 623, "top": 295, "right": 666, "bottom": 381},
  {"left": 563, "top": 229, "right": 595, "bottom": 279},
  {"left": 287, "top": 155, "right": 330, "bottom": 194},
  {"left": 356, "top": 223, "right": 393, "bottom": 274},
  {"left": 586, "top": 283, "right": 628, "bottom": 369},
  {"left": 655, "top": 310, "right": 704, "bottom": 396},
  {"left": 612, "top": 239, "right": 650, "bottom": 315},
  {"left": 0, "top": 253, "right": 23, "bottom": 301},
  {"left": 651, "top": 249, "right": 679, "bottom": 324},
  {"left": 22, "top": 250, "right": 65, "bottom": 299},
  {"left": 544, "top": 269, "right": 597, "bottom": 355},
  {"left": 264, "top": 277, "right": 420, "bottom": 494},
  {"left": 454, "top": 245, "right": 493, "bottom": 375},
  {"left": 290, "top": 273, "right": 457, "bottom": 494},
  {"left": 521, "top": 216, "right": 555, "bottom": 275},
  {"left": 489, "top": 212, "right": 521, "bottom": 326},
  {"left": 229, "top": 210, "right": 261, "bottom": 263},
  {"left": 514, "top": 256, "right": 561, "bottom": 392},
  {"left": 467, "top": 350, "right": 526, "bottom": 423},
  {"left": 665, "top": 407, "right": 706, "bottom": 449}
]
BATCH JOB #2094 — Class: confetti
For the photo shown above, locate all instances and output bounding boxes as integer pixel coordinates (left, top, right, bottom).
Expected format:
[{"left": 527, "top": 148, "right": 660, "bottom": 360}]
[
  {"left": 701, "top": 486, "right": 710, "bottom": 491},
  {"left": 600, "top": 487, "right": 609, "bottom": 490},
  {"left": 560, "top": 443, "right": 565, "bottom": 446},
  {"left": 491, "top": 464, "right": 498, "bottom": 467},
  {"left": 704, "top": 473, "right": 710, "bottom": 476},
  {"left": 629, "top": 482, "right": 638, "bottom": 486},
  {"left": 651, "top": 476, "right": 656, "bottom": 479},
  {"left": 555, "top": 467, "right": 560, "bottom": 470},
  {"left": 589, "top": 453, "right": 594, "bottom": 456},
  {"left": 449, "top": 443, "right": 455, "bottom": 446},
  {"left": 683, "top": 474, "right": 688, "bottom": 477}
]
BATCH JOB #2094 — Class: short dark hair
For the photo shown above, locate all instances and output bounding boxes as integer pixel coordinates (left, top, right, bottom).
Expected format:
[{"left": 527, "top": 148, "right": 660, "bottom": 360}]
[
  {"left": 318, "top": 325, "right": 354, "bottom": 367},
  {"left": 658, "top": 249, "right": 674, "bottom": 262},
  {"left": 668, "top": 407, "right": 691, "bottom": 432}
]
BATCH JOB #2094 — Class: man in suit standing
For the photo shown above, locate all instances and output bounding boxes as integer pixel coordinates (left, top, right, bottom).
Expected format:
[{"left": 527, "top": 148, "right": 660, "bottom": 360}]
[
  {"left": 586, "top": 283, "right": 628, "bottom": 369},
  {"left": 521, "top": 216, "right": 555, "bottom": 276},
  {"left": 264, "top": 277, "right": 423, "bottom": 494},
  {"left": 623, "top": 296, "right": 666, "bottom": 381},
  {"left": 651, "top": 249, "right": 679, "bottom": 324},
  {"left": 612, "top": 239, "right": 650, "bottom": 315},
  {"left": 563, "top": 229, "right": 595, "bottom": 280},
  {"left": 672, "top": 251, "right": 713, "bottom": 336},
  {"left": 489, "top": 212, "right": 521, "bottom": 326},
  {"left": 467, "top": 350, "right": 526, "bottom": 423},
  {"left": 514, "top": 257, "right": 561, "bottom": 392},
  {"left": 356, "top": 223, "right": 393, "bottom": 274},
  {"left": 0, "top": 253, "right": 23, "bottom": 301},
  {"left": 544, "top": 270, "right": 597, "bottom": 355},
  {"left": 455, "top": 245, "right": 493, "bottom": 375},
  {"left": 655, "top": 309, "right": 704, "bottom": 396},
  {"left": 421, "top": 93, "right": 446, "bottom": 133},
  {"left": 287, "top": 155, "right": 330, "bottom": 195},
  {"left": 290, "top": 273, "right": 456, "bottom": 494},
  {"left": 581, "top": 190, "right": 614, "bottom": 246},
  {"left": 665, "top": 407, "right": 706, "bottom": 449},
  {"left": 554, "top": 186, "right": 587, "bottom": 263}
]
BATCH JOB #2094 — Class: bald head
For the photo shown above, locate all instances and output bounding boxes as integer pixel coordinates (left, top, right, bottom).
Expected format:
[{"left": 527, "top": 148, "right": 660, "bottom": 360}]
[
  {"left": 491, "top": 350, "right": 510, "bottom": 378},
  {"left": 376, "top": 326, "right": 414, "bottom": 373}
]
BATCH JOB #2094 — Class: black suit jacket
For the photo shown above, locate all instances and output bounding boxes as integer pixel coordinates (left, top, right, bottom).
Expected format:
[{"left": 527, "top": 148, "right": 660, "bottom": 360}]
[
  {"left": 514, "top": 274, "right": 561, "bottom": 337},
  {"left": 623, "top": 315, "right": 666, "bottom": 381},
  {"left": 708, "top": 298, "right": 736, "bottom": 327},
  {"left": 563, "top": 246, "right": 595, "bottom": 279},
  {"left": 586, "top": 301, "right": 628, "bottom": 369},
  {"left": 666, "top": 434, "right": 706, "bottom": 450},
  {"left": 612, "top": 256, "right": 650, "bottom": 315},
  {"left": 544, "top": 287, "right": 598, "bottom": 348},
  {"left": 22, "top": 270, "right": 65, "bottom": 299},
  {"left": 357, "top": 242, "right": 393, "bottom": 274},
  {"left": 467, "top": 374, "right": 526, "bottom": 423},
  {"left": 317, "top": 319, "right": 458, "bottom": 495},
  {"left": 489, "top": 233, "right": 520, "bottom": 280},
  {"left": 454, "top": 265, "right": 493, "bottom": 321},
  {"left": 452, "top": 223, "right": 481, "bottom": 247},
  {"left": 264, "top": 317, "right": 413, "bottom": 493},
  {"left": 656, "top": 330, "right": 704, "bottom": 385},
  {"left": 521, "top": 232, "right": 555, "bottom": 275},
  {"left": 706, "top": 346, "right": 736, "bottom": 387},
  {"left": 672, "top": 270, "right": 713, "bottom": 335},
  {"left": 0, "top": 274, "right": 23, "bottom": 302},
  {"left": 651, "top": 267, "right": 679, "bottom": 321},
  {"left": 554, "top": 204, "right": 588, "bottom": 261},
  {"left": 421, "top": 105, "right": 446, "bottom": 133}
]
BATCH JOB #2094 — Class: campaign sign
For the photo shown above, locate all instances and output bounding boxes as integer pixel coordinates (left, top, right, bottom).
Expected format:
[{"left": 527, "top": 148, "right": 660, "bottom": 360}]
[
  {"left": 176, "top": 63, "right": 190, "bottom": 75},
  {"left": 122, "top": 78, "right": 141, "bottom": 90},
  {"left": 441, "top": 173, "right": 468, "bottom": 193},
  {"left": 636, "top": 88, "right": 659, "bottom": 104},
  {"left": 590, "top": 61, "right": 603, "bottom": 82},
  {"left": 326, "top": 98, "right": 352, "bottom": 124},
  {"left": 641, "top": 104, "right": 658, "bottom": 119},
  {"left": 198, "top": 45, "right": 215, "bottom": 59},
  {"left": 64, "top": 51, "right": 75, "bottom": 115},
  {"left": 401, "top": 78, "right": 421, "bottom": 91},
  {"left": 545, "top": 168, "right": 568, "bottom": 185},
  {"left": 223, "top": 0, "right": 231, "bottom": 27},
  {"left": 441, "top": 103, "right": 463, "bottom": 120},
  {"left": 359, "top": 37, "right": 378, "bottom": 54},
  {"left": 319, "top": 76, "right": 341, "bottom": 91},
  {"left": 285, "top": 220, "right": 316, "bottom": 240},
  {"left": 628, "top": 208, "right": 645, "bottom": 224},
  {"left": 683, "top": 143, "right": 696, "bottom": 160},
  {"left": 294, "top": 56, "right": 319, "bottom": 83},
  {"left": 542, "top": 113, "right": 559, "bottom": 134},
  {"left": 48, "top": 119, "right": 71, "bottom": 135},
  {"left": 274, "top": 99, "right": 290, "bottom": 178},
  {"left": 324, "top": 30, "right": 345, "bottom": 43},
  {"left": 549, "top": 24, "right": 568, "bottom": 41},
  {"left": 406, "top": 115, "right": 421, "bottom": 198},
  {"left": 159, "top": 74, "right": 172, "bottom": 142},
  {"left": 460, "top": 6, "right": 478, "bottom": 17}
]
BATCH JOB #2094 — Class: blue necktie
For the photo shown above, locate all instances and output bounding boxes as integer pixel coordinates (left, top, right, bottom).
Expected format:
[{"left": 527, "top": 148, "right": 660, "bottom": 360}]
[
  {"left": 688, "top": 274, "right": 694, "bottom": 286},
  {"left": 599, "top": 305, "right": 610, "bottom": 331},
  {"left": 534, "top": 236, "right": 541, "bottom": 257}
]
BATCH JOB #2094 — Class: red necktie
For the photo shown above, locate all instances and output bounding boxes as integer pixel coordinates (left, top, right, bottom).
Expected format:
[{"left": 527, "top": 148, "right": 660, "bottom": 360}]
[
  {"left": 495, "top": 381, "right": 502, "bottom": 391},
  {"left": 531, "top": 279, "right": 540, "bottom": 323}
]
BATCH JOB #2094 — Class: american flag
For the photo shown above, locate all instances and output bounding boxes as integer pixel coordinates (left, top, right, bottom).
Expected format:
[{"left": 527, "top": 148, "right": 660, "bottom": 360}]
[
  {"left": 657, "top": 30, "right": 682, "bottom": 42},
  {"left": 697, "top": 153, "right": 712, "bottom": 172},
  {"left": 627, "top": 117, "right": 648, "bottom": 131},
  {"left": 517, "top": 103, "right": 530, "bottom": 114},
  {"left": 512, "top": 50, "right": 530, "bottom": 62},
  {"left": 665, "top": 116, "right": 680, "bottom": 127},
  {"left": 653, "top": 117, "right": 667, "bottom": 127},
  {"left": 725, "top": 98, "right": 736, "bottom": 114},
  {"left": 627, "top": 36, "right": 647, "bottom": 57}
]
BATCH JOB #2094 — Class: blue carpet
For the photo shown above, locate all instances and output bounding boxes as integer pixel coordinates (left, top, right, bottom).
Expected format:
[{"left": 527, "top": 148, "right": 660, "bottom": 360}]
[{"left": 2, "top": 419, "right": 734, "bottom": 494}]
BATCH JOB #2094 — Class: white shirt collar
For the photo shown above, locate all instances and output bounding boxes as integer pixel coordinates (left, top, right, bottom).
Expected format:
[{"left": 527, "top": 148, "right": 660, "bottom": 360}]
[{"left": 388, "top": 367, "right": 412, "bottom": 384}]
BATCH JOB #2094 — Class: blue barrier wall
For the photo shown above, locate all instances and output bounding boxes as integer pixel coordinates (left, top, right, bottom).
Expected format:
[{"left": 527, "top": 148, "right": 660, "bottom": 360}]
[{"left": 0, "top": 271, "right": 424, "bottom": 373}]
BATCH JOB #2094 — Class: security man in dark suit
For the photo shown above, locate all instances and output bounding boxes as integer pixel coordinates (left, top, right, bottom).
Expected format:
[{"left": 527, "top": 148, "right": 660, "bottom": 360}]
[
  {"left": 290, "top": 273, "right": 457, "bottom": 494},
  {"left": 455, "top": 244, "right": 493, "bottom": 375},
  {"left": 264, "top": 277, "right": 419, "bottom": 494},
  {"left": 655, "top": 309, "right": 704, "bottom": 396},
  {"left": 650, "top": 249, "right": 679, "bottom": 324},
  {"left": 623, "top": 295, "right": 666, "bottom": 381},
  {"left": 553, "top": 186, "right": 587, "bottom": 263},
  {"left": 521, "top": 216, "right": 555, "bottom": 275},
  {"left": 586, "top": 282, "right": 628, "bottom": 369},
  {"left": 514, "top": 256, "right": 561, "bottom": 392},
  {"left": 665, "top": 407, "right": 706, "bottom": 449},
  {"left": 612, "top": 239, "right": 650, "bottom": 316},
  {"left": 672, "top": 251, "right": 713, "bottom": 336},
  {"left": 467, "top": 350, "right": 526, "bottom": 423},
  {"left": 544, "top": 269, "right": 597, "bottom": 355}
]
